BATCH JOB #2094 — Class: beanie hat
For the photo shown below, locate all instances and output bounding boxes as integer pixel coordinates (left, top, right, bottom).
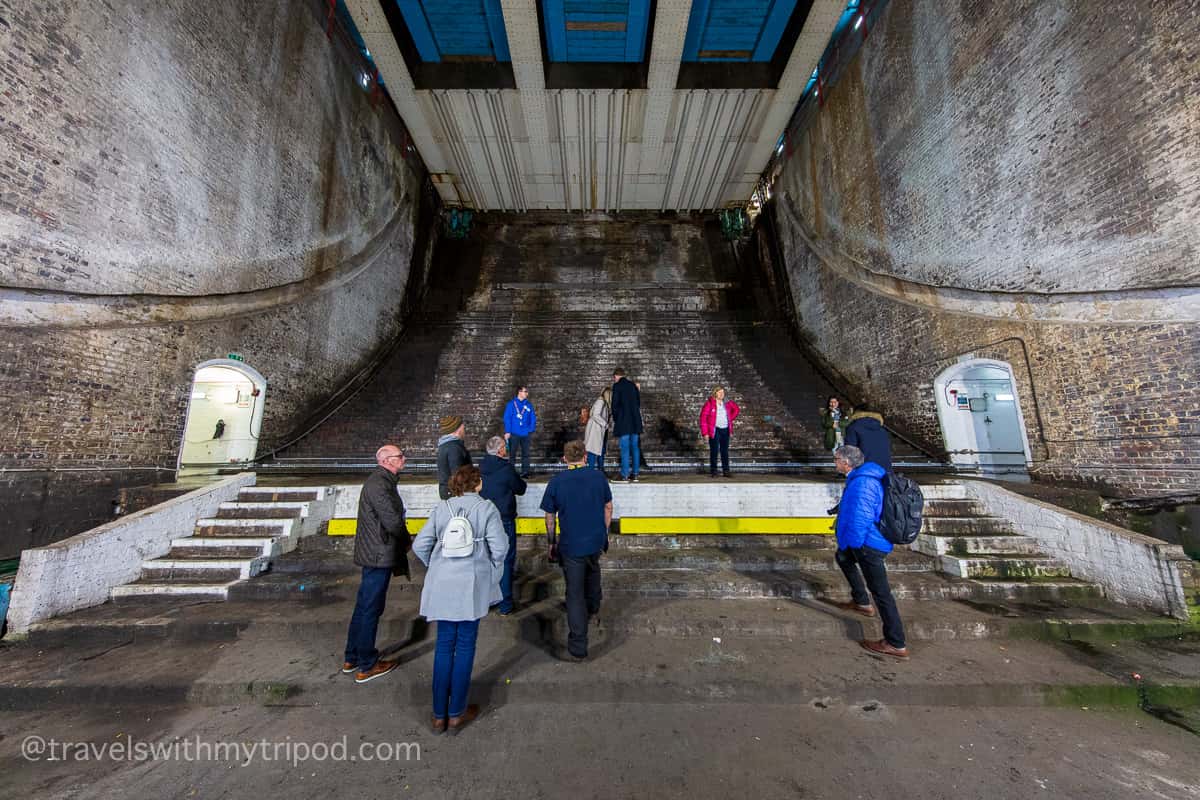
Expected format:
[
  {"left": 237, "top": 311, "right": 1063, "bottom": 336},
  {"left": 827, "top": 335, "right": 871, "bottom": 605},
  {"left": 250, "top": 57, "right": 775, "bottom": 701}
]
[{"left": 439, "top": 415, "right": 463, "bottom": 436}]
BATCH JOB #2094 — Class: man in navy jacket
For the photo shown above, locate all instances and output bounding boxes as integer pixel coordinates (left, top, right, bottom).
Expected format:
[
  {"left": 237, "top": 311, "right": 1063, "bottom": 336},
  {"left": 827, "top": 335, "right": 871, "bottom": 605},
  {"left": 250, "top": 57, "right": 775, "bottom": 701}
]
[
  {"left": 844, "top": 405, "right": 893, "bottom": 472},
  {"left": 503, "top": 385, "right": 537, "bottom": 477},
  {"left": 480, "top": 435, "right": 527, "bottom": 614},
  {"left": 832, "top": 444, "right": 908, "bottom": 660},
  {"left": 610, "top": 368, "right": 643, "bottom": 482}
]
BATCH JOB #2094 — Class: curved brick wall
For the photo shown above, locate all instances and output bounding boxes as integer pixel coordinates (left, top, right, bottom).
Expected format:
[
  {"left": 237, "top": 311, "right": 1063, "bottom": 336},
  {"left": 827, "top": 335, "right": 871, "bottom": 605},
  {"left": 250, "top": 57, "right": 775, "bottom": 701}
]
[
  {"left": 767, "top": 0, "right": 1200, "bottom": 496},
  {"left": 0, "top": 0, "right": 435, "bottom": 556}
]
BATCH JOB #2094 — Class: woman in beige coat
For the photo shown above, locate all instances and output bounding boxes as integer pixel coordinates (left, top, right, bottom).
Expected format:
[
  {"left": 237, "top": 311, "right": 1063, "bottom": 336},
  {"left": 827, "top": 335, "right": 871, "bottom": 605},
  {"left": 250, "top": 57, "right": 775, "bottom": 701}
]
[{"left": 584, "top": 387, "right": 612, "bottom": 470}]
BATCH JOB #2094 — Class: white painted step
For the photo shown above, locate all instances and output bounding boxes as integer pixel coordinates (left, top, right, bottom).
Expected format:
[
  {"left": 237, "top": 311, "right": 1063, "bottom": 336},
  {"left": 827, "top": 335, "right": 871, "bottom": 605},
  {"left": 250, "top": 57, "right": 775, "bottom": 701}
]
[
  {"left": 218, "top": 501, "right": 311, "bottom": 518},
  {"left": 195, "top": 518, "right": 295, "bottom": 536},
  {"left": 172, "top": 537, "right": 278, "bottom": 556},
  {"left": 111, "top": 581, "right": 239, "bottom": 600},
  {"left": 239, "top": 486, "right": 330, "bottom": 501},
  {"left": 141, "top": 557, "right": 268, "bottom": 580}
]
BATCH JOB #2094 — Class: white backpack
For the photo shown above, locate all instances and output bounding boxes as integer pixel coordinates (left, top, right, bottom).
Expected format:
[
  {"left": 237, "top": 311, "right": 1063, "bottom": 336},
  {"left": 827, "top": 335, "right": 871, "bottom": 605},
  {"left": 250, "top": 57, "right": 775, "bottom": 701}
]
[{"left": 441, "top": 498, "right": 485, "bottom": 558}]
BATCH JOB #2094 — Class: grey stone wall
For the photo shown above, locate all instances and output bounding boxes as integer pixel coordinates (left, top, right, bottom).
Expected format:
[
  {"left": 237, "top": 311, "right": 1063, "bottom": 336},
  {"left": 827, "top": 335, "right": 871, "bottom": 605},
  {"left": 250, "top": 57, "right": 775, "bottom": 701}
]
[
  {"left": 0, "top": 0, "right": 436, "bottom": 556},
  {"left": 765, "top": 0, "right": 1200, "bottom": 497}
]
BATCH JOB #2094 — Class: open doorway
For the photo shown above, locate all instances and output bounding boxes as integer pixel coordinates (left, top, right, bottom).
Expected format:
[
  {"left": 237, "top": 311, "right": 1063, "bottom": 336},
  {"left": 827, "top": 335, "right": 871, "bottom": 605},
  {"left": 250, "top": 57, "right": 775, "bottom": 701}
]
[
  {"left": 934, "top": 359, "right": 1031, "bottom": 478},
  {"left": 179, "top": 360, "right": 266, "bottom": 473}
]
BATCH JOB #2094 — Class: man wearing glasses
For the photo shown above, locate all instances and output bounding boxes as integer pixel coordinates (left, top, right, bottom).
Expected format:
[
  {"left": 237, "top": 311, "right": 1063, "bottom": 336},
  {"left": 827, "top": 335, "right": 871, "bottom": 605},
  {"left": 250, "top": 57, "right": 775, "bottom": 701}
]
[{"left": 342, "top": 443, "right": 411, "bottom": 683}]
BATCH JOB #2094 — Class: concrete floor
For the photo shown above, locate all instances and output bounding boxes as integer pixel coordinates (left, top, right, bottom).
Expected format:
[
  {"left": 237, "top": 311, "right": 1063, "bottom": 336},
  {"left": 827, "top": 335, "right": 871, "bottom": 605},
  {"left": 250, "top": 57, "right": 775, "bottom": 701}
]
[{"left": 4, "top": 701, "right": 1199, "bottom": 799}]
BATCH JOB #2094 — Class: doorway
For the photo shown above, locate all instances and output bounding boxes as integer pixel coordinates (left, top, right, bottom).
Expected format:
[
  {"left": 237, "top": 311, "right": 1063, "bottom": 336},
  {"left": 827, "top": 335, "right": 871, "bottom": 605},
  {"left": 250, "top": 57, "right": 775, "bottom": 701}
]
[
  {"left": 179, "top": 360, "right": 266, "bottom": 472},
  {"left": 934, "top": 359, "right": 1031, "bottom": 477}
]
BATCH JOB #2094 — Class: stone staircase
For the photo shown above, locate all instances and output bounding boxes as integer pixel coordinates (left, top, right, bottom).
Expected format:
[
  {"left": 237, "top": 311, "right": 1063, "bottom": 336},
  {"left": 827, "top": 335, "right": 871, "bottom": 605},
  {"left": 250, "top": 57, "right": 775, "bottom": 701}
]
[
  {"left": 272, "top": 215, "right": 932, "bottom": 468},
  {"left": 916, "top": 496, "right": 1079, "bottom": 588},
  {"left": 110, "top": 486, "right": 335, "bottom": 601}
]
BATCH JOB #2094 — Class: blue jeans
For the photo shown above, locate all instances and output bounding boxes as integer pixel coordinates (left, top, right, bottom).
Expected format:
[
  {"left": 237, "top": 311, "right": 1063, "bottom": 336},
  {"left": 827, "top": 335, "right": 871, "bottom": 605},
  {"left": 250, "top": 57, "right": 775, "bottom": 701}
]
[
  {"left": 498, "top": 517, "right": 518, "bottom": 613},
  {"left": 343, "top": 566, "right": 392, "bottom": 670},
  {"left": 618, "top": 434, "right": 640, "bottom": 479},
  {"left": 432, "top": 619, "right": 480, "bottom": 719},
  {"left": 509, "top": 434, "right": 531, "bottom": 475},
  {"left": 586, "top": 438, "right": 607, "bottom": 469}
]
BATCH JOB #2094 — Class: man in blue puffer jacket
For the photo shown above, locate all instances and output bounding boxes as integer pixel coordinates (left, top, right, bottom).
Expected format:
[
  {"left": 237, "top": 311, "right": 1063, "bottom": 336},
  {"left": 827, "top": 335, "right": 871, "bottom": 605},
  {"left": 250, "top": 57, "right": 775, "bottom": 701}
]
[{"left": 832, "top": 445, "right": 909, "bottom": 660}]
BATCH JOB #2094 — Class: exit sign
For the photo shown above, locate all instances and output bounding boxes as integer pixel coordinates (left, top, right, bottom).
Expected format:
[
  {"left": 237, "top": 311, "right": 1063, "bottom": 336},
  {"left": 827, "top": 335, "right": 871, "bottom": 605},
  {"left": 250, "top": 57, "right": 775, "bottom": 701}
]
[{"left": 227, "top": 353, "right": 244, "bottom": 362}]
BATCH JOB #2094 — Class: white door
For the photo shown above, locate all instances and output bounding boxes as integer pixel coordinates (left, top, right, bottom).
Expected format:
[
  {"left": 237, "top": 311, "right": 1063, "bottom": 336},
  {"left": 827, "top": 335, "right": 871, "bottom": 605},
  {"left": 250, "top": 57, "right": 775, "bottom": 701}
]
[
  {"left": 180, "top": 363, "right": 266, "bottom": 469},
  {"left": 935, "top": 361, "right": 1030, "bottom": 472}
]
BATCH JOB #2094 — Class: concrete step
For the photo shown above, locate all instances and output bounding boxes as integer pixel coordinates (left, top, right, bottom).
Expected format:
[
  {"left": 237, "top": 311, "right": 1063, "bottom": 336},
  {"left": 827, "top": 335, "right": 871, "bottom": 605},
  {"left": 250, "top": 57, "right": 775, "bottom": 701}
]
[
  {"left": 194, "top": 518, "right": 295, "bottom": 538},
  {"left": 942, "top": 556, "right": 1072, "bottom": 580},
  {"left": 607, "top": 534, "right": 833, "bottom": 550},
  {"left": 215, "top": 502, "right": 307, "bottom": 520},
  {"left": 601, "top": 547, "right": 936, "bottom": 573},
  {"left": 171, "top": 537, "right": 277, "bottom": 556},
  {"left": 110, "top": 580, "right": 239, "bottom": 601},
  {"left": 165, "top": 544, "right": 268, "bottom": 560},
  {"left": 922, "top": 516, "right": 1015, "bottom": 535},
  {"left": 237, "top": 487, "right": 328, "bottom": 502},
  {"left": 913, "top": 533, "right": 1044, "bottom": 557},
  {"left": 922, "top": 499, "right": 987, "bottom": 517},
  {"left": 141, "top": 558, "right": 268, "bottom": 582}
]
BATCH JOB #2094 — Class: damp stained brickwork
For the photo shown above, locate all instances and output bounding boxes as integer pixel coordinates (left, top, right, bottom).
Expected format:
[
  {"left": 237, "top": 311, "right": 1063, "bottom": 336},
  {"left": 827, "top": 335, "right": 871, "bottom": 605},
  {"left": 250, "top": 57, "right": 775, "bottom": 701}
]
[
  {"left": 765, "top": 0, "right": 1200, "bottom": 497},
  {"left": 0, "top": 0, "right": 436, "bottom": 557},
  {"left": 794, "top": 0, "right": 1200, "bottom": 294}
]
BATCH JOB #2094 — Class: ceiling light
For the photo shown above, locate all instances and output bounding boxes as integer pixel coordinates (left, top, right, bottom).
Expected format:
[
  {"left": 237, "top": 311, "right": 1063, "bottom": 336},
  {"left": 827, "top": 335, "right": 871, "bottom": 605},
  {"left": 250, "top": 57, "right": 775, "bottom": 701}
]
[{"left": 854, "top": 15, "right": 863, "bottom": 29}]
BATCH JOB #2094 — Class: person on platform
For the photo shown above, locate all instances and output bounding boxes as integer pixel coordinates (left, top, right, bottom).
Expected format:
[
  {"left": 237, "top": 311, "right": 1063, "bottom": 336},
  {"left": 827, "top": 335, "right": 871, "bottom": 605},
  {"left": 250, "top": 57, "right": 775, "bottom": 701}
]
[
  {"left": 831, "top": 445, "right": 908, "bottom": 660},
  {"left": 820, "top": 396, "right": 847, "bottom": 453},
  {"left": 611, "top": 369, "right": 643, "bottom": 482},
  {"left": 479, "top": 435, "right": 527, "bottom": 615},
  {"left": 413, "top": 465, "right": 508, "bottom": 735},
  {"left": 503, "top": 385, "right": 537, "bottom": 478},
  {"left": 584, "top": 387, "right": 613, "bottom": 471},
  {"left": 699, "top": 385, "right": 741, "bottom": 478},
  {"left": 540, "top": 440, "right": 613, "bottom": 660},
  {"left": 342, "top": 444, "right": 410, "bottom": 684},
  {"left": 436, "top": 415, "right": 472, "bottom": 500},
  {"left": 844, "top": 402, "right": 893, "bottom": 472}
]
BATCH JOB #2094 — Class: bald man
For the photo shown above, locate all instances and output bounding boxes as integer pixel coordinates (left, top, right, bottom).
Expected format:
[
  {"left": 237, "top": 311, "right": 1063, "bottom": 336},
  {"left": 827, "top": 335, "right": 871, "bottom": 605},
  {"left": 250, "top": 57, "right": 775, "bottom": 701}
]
[{"left": 342, "top": 444, "right": 410, "bottom": 684}]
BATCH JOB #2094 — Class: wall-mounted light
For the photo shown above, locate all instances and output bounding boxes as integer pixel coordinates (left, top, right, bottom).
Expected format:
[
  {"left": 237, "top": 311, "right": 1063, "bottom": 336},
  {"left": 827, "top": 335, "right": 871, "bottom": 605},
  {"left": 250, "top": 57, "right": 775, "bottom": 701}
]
[
  {"left": 854, "top": 15, "right": 863, "bottom": 30},
  {"left": 995, "top": 393, "right": 1014, "bottom": 401}
]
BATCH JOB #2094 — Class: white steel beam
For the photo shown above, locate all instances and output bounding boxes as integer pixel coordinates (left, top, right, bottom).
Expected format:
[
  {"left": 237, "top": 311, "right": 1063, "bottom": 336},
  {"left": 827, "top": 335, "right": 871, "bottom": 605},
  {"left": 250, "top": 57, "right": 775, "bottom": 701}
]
[
  {"left": 741, "top": 0, "right": 844, "bottom": 184},
  {"left": 500, "top": 0, "right": 551, "bottom": 207},
  {"left": 640, "top": 0, "right": 693, "bottom": 176},
  {"left": 342, "top": 1, "right": 455, "bottom": 197}
]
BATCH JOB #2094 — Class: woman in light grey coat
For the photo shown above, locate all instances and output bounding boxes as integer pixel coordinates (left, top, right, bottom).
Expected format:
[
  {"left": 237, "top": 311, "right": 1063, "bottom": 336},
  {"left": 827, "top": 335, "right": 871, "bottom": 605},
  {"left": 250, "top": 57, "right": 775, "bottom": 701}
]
[
  {"left": 413, "top": 464, "right": 507, "bottom": 735},
  {"left": 584, "top": 387, "right": 612, "bottom": 469}
]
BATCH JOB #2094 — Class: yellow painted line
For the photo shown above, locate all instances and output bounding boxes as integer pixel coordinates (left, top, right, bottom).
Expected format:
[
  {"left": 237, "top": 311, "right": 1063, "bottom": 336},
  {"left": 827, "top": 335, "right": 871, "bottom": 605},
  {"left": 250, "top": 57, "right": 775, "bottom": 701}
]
[
  {"left": 619, "top": 517, "right": 834, "bottom": 534},
  {"left": 326, "top": 517, "right": 834, "bottom": 536}
]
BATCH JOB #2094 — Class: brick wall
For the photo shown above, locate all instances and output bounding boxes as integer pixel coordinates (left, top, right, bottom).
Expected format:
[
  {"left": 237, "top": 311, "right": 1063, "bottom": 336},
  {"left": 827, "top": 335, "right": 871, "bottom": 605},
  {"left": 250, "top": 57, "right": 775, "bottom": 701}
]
[
  {"left": 0, "top": 0, "right": 436, "bottom": 556},
  {"left": 764, "top": 0, "right": 1200, "bottom": 497}
]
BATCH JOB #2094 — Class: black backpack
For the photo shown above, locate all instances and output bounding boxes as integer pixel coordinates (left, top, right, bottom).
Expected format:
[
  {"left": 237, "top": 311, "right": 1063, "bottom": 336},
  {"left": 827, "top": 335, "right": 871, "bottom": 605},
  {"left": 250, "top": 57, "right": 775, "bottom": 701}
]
[{"left": 877, "top": 472, "right": 924, "bottom": 545}]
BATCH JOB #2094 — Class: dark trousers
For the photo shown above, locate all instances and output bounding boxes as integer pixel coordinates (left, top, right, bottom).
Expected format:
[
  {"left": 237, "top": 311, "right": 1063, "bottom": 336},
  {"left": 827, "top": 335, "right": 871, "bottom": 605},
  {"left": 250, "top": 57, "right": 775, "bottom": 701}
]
[
  {"left": 498, "top": 517, "right": 518, "bottom": 612},
  {"left": 561, "top": 552, "right": 603, "bottom": 657},
  {"left": 510, "top": 434, "right": 531, "bottom": 475},
  {"left": 835, "top": 546, "right": 906, "bottom": 649},
  {"left": 708, "top": 427, "right": 730, "bottom": 474},
  {"left": 432, "top": 619, "right": 480, "bottom": 719},
  {"left": 343, "top": 566, "right": 392, "bottom": 670}
]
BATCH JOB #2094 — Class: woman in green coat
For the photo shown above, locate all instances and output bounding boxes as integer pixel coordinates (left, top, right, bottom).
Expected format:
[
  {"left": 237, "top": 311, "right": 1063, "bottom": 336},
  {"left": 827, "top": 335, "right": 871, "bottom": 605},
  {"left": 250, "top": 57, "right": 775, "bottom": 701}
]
[{"left": 819, "top": 396, "right": 847, "bottom": 452}]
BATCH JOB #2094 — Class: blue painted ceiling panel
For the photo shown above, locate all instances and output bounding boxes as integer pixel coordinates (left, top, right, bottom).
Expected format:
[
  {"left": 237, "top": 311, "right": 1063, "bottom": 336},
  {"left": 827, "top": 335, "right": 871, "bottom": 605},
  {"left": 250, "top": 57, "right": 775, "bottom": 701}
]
[
  {"left": 396, "top": 0, "right": 511, "bottom": 63},
  {"left": 542, "top": 0, "right": 651, "bottom": 62},
  {"left": 682, "top": 0, "right": 799, "bottom": 62}
]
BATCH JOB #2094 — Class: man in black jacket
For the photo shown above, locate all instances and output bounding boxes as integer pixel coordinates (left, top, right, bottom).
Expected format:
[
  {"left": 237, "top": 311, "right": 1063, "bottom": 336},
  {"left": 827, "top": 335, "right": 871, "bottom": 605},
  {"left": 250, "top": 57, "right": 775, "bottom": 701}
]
[
  {"left": 480, "top": 435, "right": 527, "bottom": 614},
  {"left": 844, "top": 404, "right": 893, "bottom": 472},
  {"left": 343, "top": 443, "right": 410, "bottom": 684},
  {"left": 436, "top": 414, "right": 472, "bottom": 500},
  {"left": 611, "top": 368, "right": 643, "bottom": 482}
]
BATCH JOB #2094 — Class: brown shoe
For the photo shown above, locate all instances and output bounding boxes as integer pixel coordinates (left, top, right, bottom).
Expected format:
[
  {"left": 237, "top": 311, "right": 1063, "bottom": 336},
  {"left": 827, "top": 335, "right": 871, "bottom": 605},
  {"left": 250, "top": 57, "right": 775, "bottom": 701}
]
[
  {"left": 832, "top": 601, "right": 876, "bottom": 617},
  {"left": 341, "top": 661, "right": 357, "bottom": 675},
  {"left": 431, "top": 717, "right": 447, "bottom": 735},
  {"left": 860, "top": 639, "right": 909, "bottom": 660},
  {"left": 354, "top": 659, "right": 399, "bottom": 684},
  {"left": 447, "top": 704, "right": 481, "bottom": 735}
]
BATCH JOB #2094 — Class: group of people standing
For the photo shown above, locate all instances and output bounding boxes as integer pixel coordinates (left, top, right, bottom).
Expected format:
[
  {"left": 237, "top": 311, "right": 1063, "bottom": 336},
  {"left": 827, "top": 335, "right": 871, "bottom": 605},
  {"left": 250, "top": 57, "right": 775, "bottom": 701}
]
[{"left": 341, "top": 384, "right": 911, "bottom": 736}]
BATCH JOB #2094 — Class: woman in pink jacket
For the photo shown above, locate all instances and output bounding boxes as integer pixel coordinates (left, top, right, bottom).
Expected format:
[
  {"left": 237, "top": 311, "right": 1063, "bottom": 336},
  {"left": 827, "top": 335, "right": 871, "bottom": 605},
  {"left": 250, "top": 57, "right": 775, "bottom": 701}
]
[{"left": 699, "top": 385, "right": 741, "bottom": 478}]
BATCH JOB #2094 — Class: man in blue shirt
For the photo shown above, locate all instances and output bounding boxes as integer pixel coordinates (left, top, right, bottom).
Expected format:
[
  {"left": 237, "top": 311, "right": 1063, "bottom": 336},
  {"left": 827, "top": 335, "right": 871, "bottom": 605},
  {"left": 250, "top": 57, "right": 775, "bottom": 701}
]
[
  {"left": 540, "top": 440, "right": 613, "bottom": 660},
  {"left": 503, "top": 385, "right": 537, "bottom": 478},
  {"left": 832, "top": 444, "right": 908, "bottom": 660}
]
